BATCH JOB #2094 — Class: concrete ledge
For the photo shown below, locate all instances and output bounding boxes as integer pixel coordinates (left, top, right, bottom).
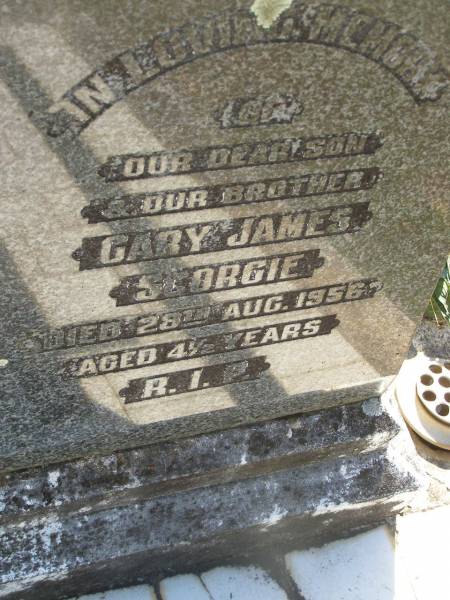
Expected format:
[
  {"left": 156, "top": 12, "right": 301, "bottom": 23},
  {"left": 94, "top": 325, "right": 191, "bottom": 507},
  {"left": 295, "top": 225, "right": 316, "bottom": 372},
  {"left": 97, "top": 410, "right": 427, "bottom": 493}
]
[
  {"left": 1, "top": 398, "right": 396, "bottom": 522},
  {"left": 0, "top": 398, "right": 420, "bottom": 600}
]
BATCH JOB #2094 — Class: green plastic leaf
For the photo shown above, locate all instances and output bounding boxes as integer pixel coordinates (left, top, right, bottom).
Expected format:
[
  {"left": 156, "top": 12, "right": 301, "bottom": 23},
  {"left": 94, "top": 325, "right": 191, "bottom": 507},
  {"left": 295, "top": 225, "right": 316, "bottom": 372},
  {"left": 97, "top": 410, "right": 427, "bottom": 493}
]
[{"left": 425, "top": 255, "right": 450, "bottom": 326}]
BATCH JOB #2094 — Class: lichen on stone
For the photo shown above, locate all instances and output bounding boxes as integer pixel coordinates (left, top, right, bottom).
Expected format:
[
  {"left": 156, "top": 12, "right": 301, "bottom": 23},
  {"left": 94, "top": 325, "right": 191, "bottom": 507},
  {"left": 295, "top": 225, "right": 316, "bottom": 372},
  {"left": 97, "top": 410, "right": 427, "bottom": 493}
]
[{"left": 250, "top": 0, "right": 294, "bottom": 29}]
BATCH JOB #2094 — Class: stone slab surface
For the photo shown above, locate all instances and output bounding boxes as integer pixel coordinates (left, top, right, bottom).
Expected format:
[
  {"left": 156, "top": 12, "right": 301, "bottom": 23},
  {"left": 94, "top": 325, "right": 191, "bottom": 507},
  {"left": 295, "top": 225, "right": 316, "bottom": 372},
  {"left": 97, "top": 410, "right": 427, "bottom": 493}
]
[
  {"left": 159, "top": 575, "right": 213, "bottom": 600},
  {"left": 0, "top": 0, "right": 449, "bottom": 469},
  {"left": 286, "top": 527, "right": 397, "bottom": 599},
  {"left": 0, "top": 398, "right": 396, "bottom": 512},
  {"left": 201, "top": 566, "right": 288, "bottom": 600}
]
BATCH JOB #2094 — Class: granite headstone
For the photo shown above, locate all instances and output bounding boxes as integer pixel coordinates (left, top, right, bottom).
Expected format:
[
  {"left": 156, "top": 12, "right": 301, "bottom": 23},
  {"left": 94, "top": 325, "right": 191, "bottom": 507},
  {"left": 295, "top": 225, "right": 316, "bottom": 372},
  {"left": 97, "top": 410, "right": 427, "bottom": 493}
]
[{"left": 0, "top": 0, "right": 449, "bottom": 471}]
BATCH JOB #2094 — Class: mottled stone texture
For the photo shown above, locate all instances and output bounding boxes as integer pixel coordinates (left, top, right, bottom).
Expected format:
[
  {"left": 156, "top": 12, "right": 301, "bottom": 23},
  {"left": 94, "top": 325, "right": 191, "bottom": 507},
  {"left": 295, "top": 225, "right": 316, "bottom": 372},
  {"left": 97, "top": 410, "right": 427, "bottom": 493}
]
[
  {"left": 0, "top": 399, "right": 420, "bottom": 600},
  {"left": 0, "top": 0, "right": 449, "bottom": 470},
  {"left": 0, "top": 3, "right": 447, "bottom": 597},
  {"left": 0, "top": 399, "right": 394, "bottom": 519}
]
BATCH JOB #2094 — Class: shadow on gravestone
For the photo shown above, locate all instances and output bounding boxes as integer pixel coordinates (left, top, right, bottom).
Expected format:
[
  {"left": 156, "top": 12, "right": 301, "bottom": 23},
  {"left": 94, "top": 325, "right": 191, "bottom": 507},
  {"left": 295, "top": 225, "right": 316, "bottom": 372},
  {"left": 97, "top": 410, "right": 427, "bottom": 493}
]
[
  {"left": 0, "top": 240, "right": 134, "bottom": 470},
  {"left": 0, "top": 0, "right": 448, "bottom": 471},
  {"left": 0, "top": 45, "right": 299, "bottom": 470}
]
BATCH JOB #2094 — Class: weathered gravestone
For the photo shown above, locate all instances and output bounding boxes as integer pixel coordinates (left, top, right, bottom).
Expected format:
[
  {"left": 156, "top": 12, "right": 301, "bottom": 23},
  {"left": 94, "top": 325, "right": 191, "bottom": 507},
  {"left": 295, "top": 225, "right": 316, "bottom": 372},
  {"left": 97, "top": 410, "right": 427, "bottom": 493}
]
[{"left": 0, "top": 0, "right": 448, "bottom": 596}]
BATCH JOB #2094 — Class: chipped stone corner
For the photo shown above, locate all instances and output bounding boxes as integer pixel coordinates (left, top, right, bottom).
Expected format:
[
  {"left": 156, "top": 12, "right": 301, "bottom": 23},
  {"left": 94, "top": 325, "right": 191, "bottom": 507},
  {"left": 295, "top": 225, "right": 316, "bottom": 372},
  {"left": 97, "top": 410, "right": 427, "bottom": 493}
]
[{"left": 250, "top": 0, "right": 294, "bottom": 29}]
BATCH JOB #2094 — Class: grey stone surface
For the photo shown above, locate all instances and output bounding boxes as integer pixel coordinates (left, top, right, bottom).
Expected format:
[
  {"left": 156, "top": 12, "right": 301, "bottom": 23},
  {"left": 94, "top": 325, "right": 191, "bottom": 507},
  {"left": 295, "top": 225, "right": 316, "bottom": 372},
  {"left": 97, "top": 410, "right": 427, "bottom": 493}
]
[
  {"left": 0, "top": 398, "right": 418, "bottom": 600},
  {"left": 0, "top": 0, "right": 449, "bottom": 469},
  {"left": 409, "top": 320, "right": 450, "bottom": 360},
  {"left": 0, "top": 398, "right": 397, "bottom": 521}
]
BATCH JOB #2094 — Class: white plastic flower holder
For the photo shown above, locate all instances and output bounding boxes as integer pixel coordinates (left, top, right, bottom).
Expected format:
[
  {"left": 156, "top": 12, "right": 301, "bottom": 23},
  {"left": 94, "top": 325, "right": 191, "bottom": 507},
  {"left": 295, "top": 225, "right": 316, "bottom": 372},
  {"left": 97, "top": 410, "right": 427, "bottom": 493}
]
[{"left": 395, "top": 353, "right": 450, "bottom": 450}]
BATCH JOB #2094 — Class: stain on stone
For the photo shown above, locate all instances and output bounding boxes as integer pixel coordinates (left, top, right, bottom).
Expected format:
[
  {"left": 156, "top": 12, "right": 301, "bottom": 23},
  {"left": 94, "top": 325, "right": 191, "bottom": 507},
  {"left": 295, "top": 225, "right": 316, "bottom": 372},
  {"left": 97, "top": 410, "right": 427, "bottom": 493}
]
[{"left": 248, "top": 432, "right": 276, "bottom": 457}]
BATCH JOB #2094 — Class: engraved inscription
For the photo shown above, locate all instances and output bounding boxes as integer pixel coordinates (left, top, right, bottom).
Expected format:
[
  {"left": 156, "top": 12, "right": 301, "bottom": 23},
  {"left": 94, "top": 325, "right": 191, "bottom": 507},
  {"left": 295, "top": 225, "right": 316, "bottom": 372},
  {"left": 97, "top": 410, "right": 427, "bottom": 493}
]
[
  {"left": 61, "top": 314, "right": 339, "bottom": 377},
  {"left": 109, "top": 250, "right": 324, "bottom": 305},
  {"left": 46, "top": 5, "right": 449, "bottom": 136},
  {"left": 34, "top": 3, "right": 399, "bottom": 410},
  {"left": 98, "top": 132, "right": 381, "bottom": 181},
  {"left": 28, "top": 279, "right": 381, "bottom": 352},
  {"left": 120, "top": 356, "right": 271, "bottom": 403},
  {"left": 73, "top": 202, "right": 372, "bottom": 269},
  {"left": 4, "top": 0, "right": 447, "bottom": 454},
  {"left": 216, "top": 93, "right": 303, "bottom": 128},
  {"left": 82, "top": 167, "right": 380, "bottom": 223}
]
